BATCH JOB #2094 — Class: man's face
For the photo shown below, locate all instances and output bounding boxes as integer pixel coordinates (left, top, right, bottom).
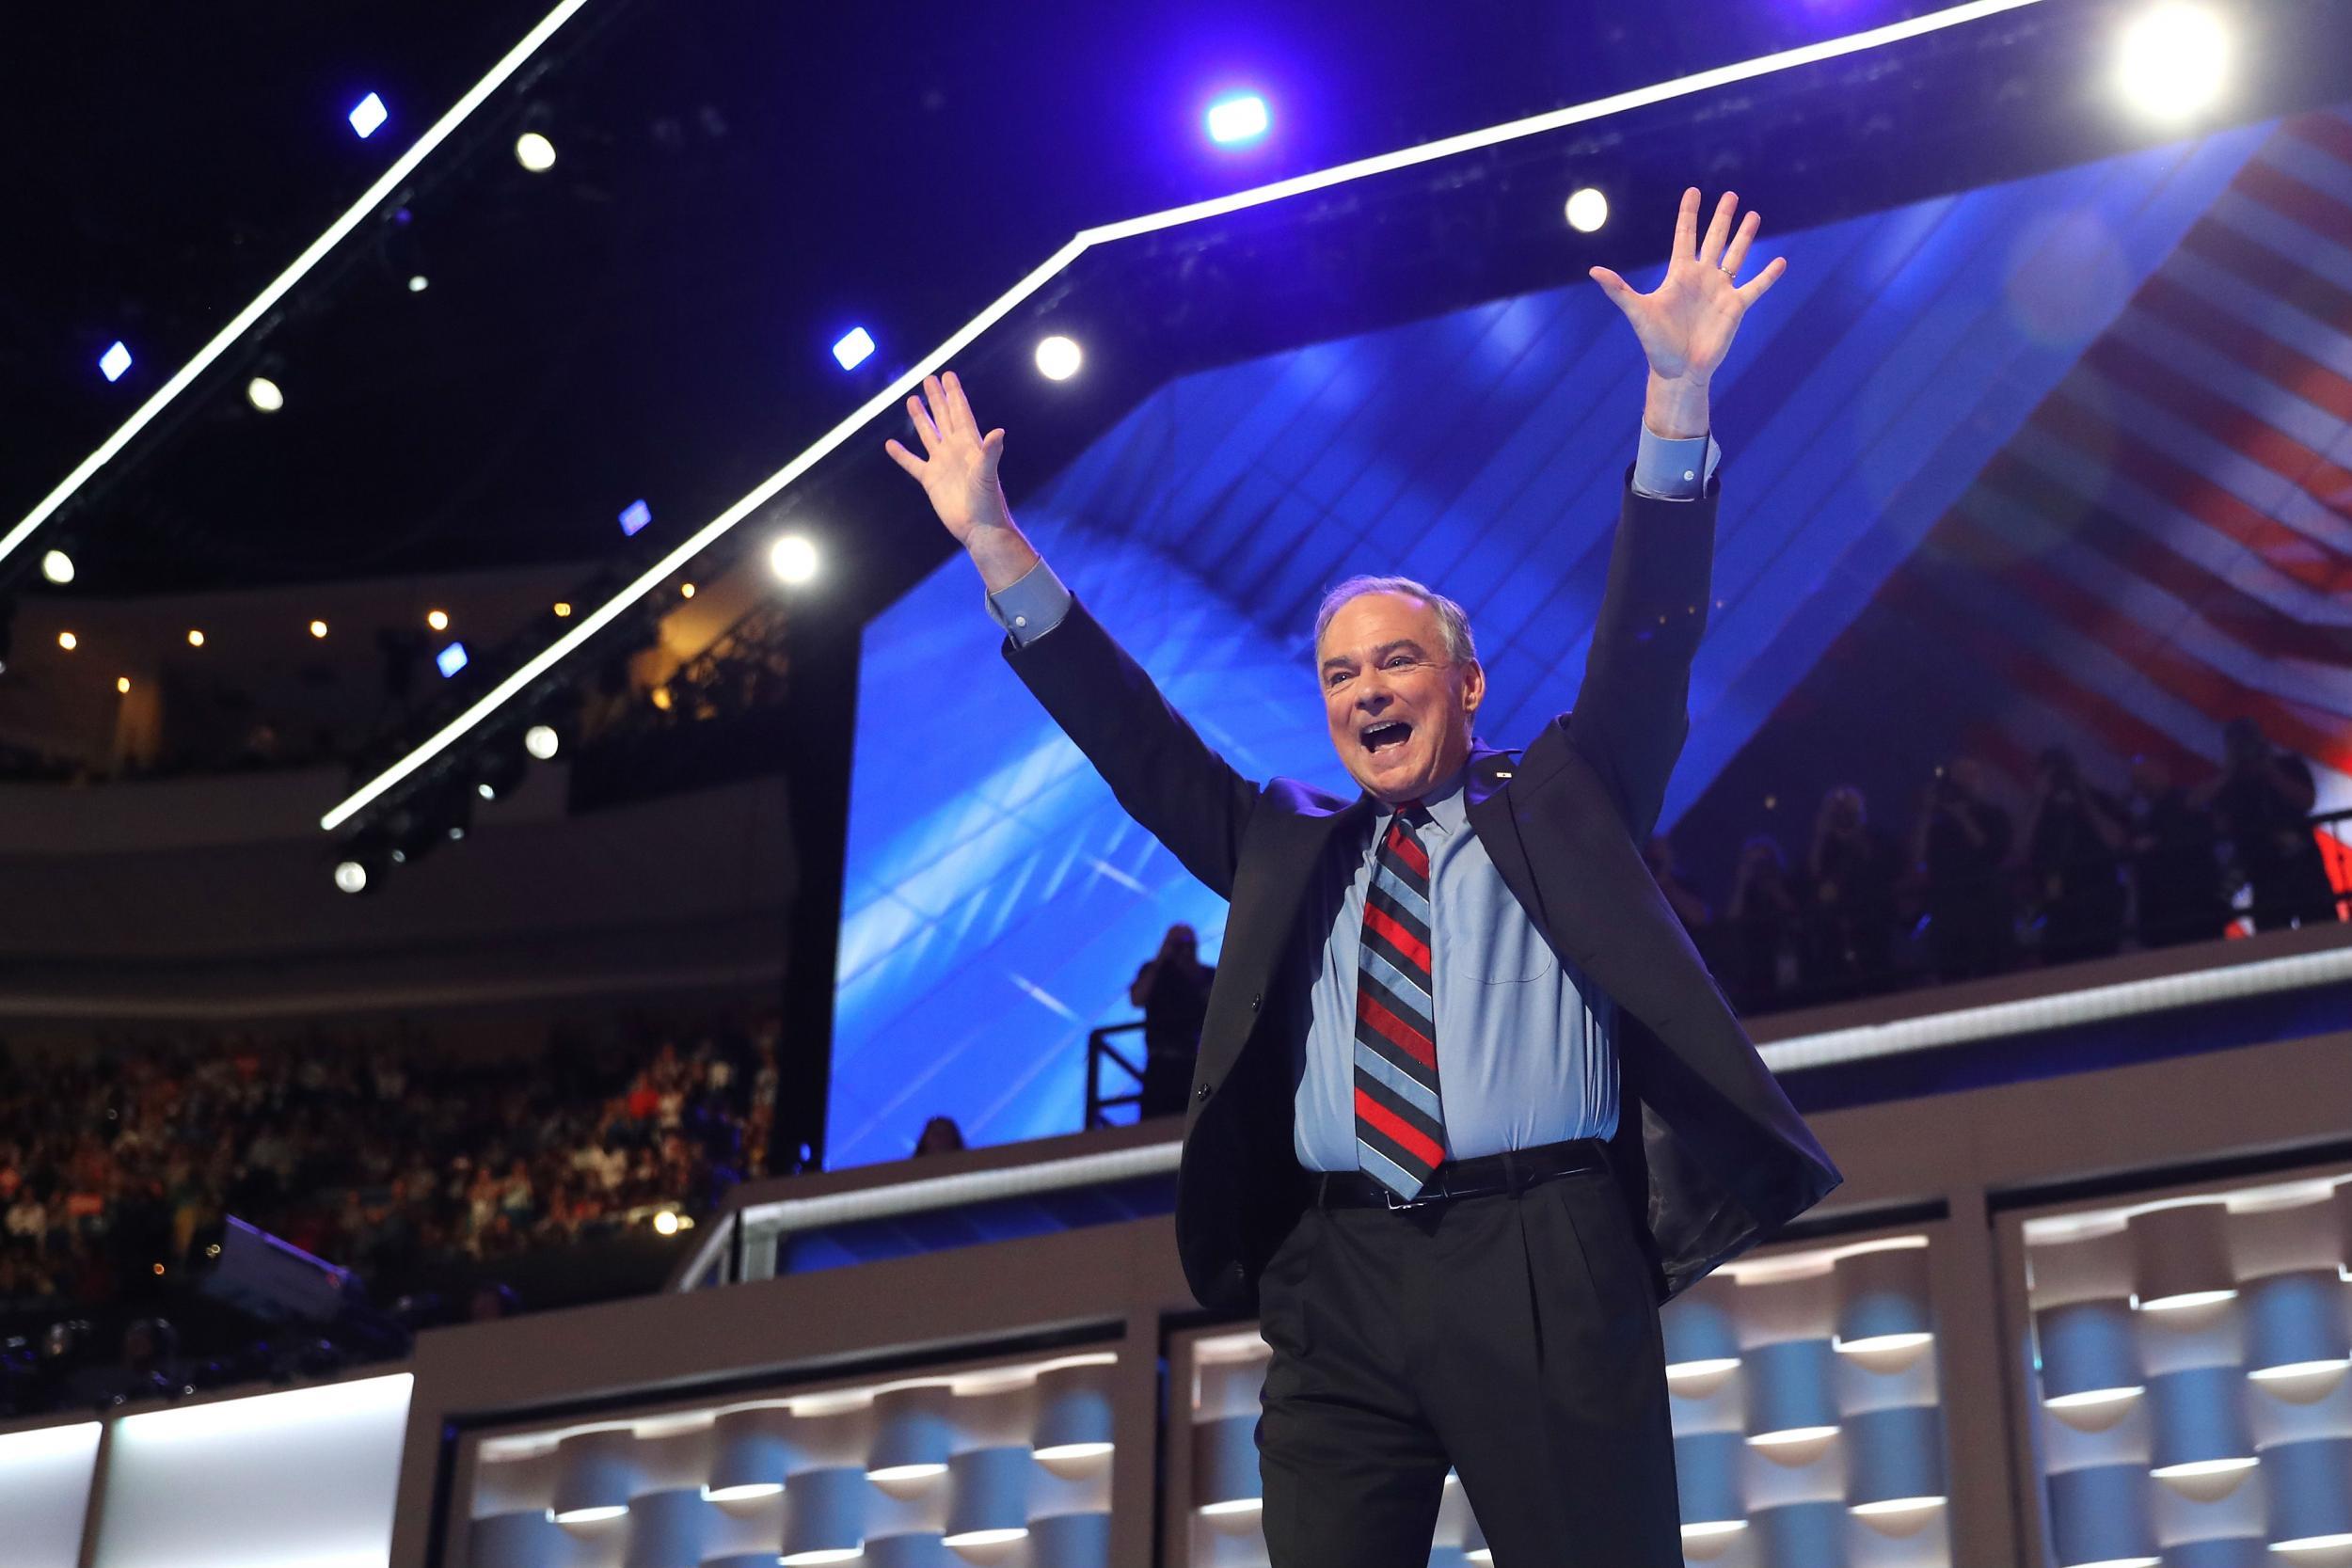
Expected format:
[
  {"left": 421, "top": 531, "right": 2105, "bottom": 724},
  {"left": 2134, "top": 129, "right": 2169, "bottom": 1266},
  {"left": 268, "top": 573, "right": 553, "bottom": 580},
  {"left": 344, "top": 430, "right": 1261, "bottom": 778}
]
[{"left": 1318, "top": 592, "right": 1484, "bottom": 805}]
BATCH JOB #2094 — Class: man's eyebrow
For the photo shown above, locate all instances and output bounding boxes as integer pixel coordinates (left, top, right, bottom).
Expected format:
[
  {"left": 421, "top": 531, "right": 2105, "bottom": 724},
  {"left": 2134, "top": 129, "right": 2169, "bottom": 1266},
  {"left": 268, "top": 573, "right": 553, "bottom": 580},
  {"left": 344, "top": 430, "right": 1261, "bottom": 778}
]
[{"left": 1320, "top": 639, "right": 1427, "bottom": 673}]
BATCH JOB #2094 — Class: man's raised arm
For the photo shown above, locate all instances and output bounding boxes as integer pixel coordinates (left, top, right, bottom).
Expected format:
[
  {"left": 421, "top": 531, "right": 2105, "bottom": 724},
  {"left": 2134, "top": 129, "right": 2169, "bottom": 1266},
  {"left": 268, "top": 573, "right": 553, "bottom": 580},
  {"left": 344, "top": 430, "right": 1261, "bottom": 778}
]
[
  {"left": 1567, "top": 188, "right": 1787, "bottom": 841},
  {"left": 885, "top": 372, "right": 1260, "bottom": 899}
]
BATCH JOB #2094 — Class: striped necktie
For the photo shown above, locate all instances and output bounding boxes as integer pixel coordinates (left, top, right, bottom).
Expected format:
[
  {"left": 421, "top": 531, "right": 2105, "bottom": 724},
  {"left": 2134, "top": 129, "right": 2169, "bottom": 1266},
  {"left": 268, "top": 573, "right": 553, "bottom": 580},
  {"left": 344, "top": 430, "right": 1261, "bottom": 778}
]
[{"left": 1354, "top": 800, "right": 1447, "bottom": 1199}]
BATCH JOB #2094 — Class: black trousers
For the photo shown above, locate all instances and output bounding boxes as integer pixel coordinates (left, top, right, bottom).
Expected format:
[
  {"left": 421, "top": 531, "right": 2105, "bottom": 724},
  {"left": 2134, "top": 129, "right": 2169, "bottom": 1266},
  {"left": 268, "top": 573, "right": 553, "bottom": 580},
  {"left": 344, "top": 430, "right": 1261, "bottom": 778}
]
[{"left": 1253, "top": 1166, "right": 1681, "bottom": 1567}]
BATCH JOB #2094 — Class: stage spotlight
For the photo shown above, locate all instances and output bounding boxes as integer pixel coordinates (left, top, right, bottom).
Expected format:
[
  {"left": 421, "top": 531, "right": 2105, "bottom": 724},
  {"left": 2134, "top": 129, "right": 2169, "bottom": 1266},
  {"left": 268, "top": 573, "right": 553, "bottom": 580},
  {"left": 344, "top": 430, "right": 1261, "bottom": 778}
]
[
  {"left": 187, "top": 629, "right": 205, "bottom": 647},
  {"left": 1565, "top": 187, "right": 1609, "bottom": 233},
  {"left": 99, "top": 342, "right": 132, "bottom": 383},
  {"left": 57, "top": 631, "right": 77, "bottom": 652},
  {"left": 334, "top": 860, "right": 370, "bottom": 895},
  {"left": 349, "top": 93, "right": 389, "bottom": 139},
  {"left": 246, "top": 376, "right": 284, "bottom": 412},
  {"left": 524, "top": 723, "right": 561, "bottom": 760},
  {"left": 40, "top": 549, "right": 73, "bottom": 585},
  {"left": 310, "top": 619, "right": 330, "bottom": 639},
  {"left": 833, "top": 327, "right": 877, "bottom": 370},
  {"left": 2117, "top": 3, "right": 2229, "bottom": 119},
  {"left": 1035, "top": 335, "right": 1083, "bottom": 380},
  {"left": 436, "top": 641, "right": 469, "bottom": 677},
  {"left": 515, "top": 131, "right": 557, "bottom": 171},
  {"left": 619, "top": 499, "right": 652, "bottom": 536},
  {"left": 653, "top": 1211, "right": 679, "bottom": 1237},
  {"left": 1206, "top": 92, "right": 1270, "bottom": 146},
  {"left": 552, "top": 601, "right": 572, "bottom": 618},
  {"left": 426, "top": 609, "right": 450, "bottom": 632},
  {"left": 116, "top": 676, "right": 131, "bottom": 695},
  {"left": 679, "top": 582, "right": 695, "bottom": 598},
  {"left": 406, "top": 275, "right": 429, "bottom": 293},
  {"left": 769, "top": 533, "right": 818, "bottom": 584}
]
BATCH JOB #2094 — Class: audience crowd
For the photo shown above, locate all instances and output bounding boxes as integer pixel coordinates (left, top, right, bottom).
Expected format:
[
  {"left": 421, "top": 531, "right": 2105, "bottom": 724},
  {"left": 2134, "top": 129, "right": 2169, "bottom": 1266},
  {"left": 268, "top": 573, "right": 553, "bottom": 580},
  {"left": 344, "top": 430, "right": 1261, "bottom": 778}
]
[
  {"left": 0, "top": 1010, "right": 785, "bottom": 1347},
  {"left": 1660, "top": 720, "right": 2344, "bottom": 1014}
]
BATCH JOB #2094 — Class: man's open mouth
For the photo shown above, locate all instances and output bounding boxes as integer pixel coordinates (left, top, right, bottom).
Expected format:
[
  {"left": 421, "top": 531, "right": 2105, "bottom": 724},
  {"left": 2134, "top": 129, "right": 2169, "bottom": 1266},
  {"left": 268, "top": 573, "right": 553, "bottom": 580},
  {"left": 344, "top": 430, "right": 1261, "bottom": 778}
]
[{"left": 1361, "top": 720, "right": 1413, "bottom": 753}]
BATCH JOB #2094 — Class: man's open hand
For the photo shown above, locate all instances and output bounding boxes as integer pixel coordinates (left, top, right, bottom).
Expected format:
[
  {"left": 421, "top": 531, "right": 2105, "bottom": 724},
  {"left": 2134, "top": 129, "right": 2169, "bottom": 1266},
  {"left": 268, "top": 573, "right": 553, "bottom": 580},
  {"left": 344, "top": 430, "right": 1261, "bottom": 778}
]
[
  {"left": 884, "top": 372, "right": 1010, "bottom": 546},
  {"left": 1590, "top": 188, "right": 1786, "bottom": 390}
]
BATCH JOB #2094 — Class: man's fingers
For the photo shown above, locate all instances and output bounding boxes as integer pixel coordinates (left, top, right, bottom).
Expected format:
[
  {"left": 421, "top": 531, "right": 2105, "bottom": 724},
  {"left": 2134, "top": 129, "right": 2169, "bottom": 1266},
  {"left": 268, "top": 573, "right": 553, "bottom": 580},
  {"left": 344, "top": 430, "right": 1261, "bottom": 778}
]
[
  {"left": 1735, "top": 255, "right": 1788, "bottom": 305},
  {"left": 1698, "top": 191, "right": 1739, "bottom": 266},
  {"left": 1720, "top": 211, "right": 1761, "bottom": 279},
  {"left": 1673, "top": 187, "right": 1700, "bottom": 260},
  {"left": 906, "top": 393, "right": 942, "bottom": 453},
  {"left": 982, "top": 428, "right": 1005, "bottom": 459},
  {"left": 1588, "top": 265, "right": 1639, "bottom": 317},
  {"left": 945, "top": 370, "right": 980, "bottom": 437},
  {"left": 883, "top": 437, "right": 924, "bottom": 478}
]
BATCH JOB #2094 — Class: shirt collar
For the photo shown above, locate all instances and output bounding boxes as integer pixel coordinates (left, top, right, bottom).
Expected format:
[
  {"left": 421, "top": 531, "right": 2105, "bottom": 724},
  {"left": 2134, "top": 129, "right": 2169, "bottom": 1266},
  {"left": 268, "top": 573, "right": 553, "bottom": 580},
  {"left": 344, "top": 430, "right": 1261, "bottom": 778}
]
[{"left": 1379, "top": 763, "right": 1469, "bottom": 838}]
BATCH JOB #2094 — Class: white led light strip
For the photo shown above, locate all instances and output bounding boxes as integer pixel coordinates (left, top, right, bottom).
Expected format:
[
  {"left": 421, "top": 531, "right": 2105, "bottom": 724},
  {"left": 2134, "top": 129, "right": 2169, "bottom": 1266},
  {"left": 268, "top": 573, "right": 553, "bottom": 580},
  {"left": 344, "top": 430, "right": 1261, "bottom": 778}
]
[
  {"left": 0, "top": 0, "right": 596, "bottom": 572},
  {"left": 320, "top": 0, "right": 2048, "bottom": 831}
]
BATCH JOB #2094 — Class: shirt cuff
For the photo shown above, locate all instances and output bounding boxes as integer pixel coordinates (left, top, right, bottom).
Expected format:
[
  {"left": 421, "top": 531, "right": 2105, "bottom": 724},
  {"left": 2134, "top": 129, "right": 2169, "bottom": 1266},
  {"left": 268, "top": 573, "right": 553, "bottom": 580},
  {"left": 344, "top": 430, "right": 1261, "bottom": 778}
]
[
  {"left": 1630, "top": 423, "right": 1722, "bottom": 501},
  {"left": 986, "top": 557, "right": 1073, "bottom": 647}
]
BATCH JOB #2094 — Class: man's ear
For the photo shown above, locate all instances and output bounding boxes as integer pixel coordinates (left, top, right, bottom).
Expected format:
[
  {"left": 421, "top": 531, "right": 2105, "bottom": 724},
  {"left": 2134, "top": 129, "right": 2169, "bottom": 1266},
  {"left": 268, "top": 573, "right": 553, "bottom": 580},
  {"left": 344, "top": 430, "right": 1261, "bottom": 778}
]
[{"left": 1460, "top": 658, "right": 1486, "bottom": 716}]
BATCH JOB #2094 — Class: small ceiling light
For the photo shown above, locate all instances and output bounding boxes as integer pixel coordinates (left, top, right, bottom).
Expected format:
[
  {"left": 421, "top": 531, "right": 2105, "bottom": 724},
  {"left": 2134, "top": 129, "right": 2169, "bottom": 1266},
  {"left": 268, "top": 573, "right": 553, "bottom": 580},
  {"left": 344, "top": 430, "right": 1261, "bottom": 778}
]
[
  {"left": 187, "top": 629, "right": 205, "bottom": 647},
  {"left": 833, "top": 326, "right": 877, "bottom": 370},
  {"left": 650, "top": 686, "right": 673, "bottom": 710},
  {"left": 653, "top": 1211, "right": 679, "bottom": 1236},
  {"left": 40, "top": 549, "right": 73, "bottom": 584},
  {"left": 524, "top": 724, "right": 560, "bottom": 760},
  {"left": 552, "top": 601, "right": 573, "bottom": 618},
  {"left": 334, "top": 860, "right": 369, "bottom": 895},
  {"left": 1035, "top": 335, "right": 1083, "bottom": 380},
  {"left": 246, "top": 376, "right": 284, "bottom": 412},
  {"left": 770, "top": 533, "right": 818, "bottom": 584},
  {"left": 618, "top": 499, "right": 653, "bottom": 536},
  {"left": 348, "top": 92, "right": 389, "bottom": 139},
  {"left": 679, "top": 582, "right": 695, "bottom": 599},
  {"left": 2117, "top": 3, "right": 2230, "bottom": 119},
  {"left": 515, "top": 131, "right": 557, "bottom": 172},
  {"left": 426, "top": 609, "right": 450, "bottom": 631},
  {"left": 99, "top": 341, "right": 133, "bottom": 383},
  {"left": 310, "top": 619, "right": 330, "bottom": 639},
  {"left": 406, "top": 275, "right": 429, "bottom": 293},
  {"left": 437, "top": 641, "right": 469, "bottom": 677},
  {"left": 1205, "top": 92, "right": 1271, "bottom": 147},
  {"left": 116, "top": 676, "right": 132, "bottom": 694},
  {"left": 56, "top": 631, "right": 78, "bottom": 652},
  {"left": 1565, "top": 186, "right": 1609, "bottom": 233}
]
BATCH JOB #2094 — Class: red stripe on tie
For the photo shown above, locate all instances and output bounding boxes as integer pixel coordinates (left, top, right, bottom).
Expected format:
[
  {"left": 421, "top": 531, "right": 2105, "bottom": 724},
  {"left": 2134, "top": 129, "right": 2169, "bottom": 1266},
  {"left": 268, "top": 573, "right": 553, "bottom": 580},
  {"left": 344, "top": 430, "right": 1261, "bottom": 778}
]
[
  {"left": 1356, "top": 1087, "right": 1445, "bottom": 1169},
  {"left": 1385, "top": 821, "right": 1430, "bottom": 878},
  {"left": 1362, "top": 903, "right": 1431, "bottom": 975},
  {"left": 1357, "top": 988, "right": 1437, "bottom": 1069}
]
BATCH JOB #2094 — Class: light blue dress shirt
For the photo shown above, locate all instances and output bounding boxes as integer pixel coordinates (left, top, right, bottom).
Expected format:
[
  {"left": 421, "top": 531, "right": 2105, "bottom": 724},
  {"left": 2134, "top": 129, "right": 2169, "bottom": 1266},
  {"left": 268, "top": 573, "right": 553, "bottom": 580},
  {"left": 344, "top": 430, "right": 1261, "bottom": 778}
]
[{"left": 986, "top": 423, "right": 1716, "bottom": 1173}]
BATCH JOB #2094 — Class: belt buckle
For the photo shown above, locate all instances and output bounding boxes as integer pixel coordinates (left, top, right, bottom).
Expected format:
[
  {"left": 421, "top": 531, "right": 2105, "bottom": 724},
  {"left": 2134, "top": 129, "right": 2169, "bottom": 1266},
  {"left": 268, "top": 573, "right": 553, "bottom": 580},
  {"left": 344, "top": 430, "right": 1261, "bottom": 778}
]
[{"left": 1381, "top": 1184, "right": 1438, "bottom": 1211}]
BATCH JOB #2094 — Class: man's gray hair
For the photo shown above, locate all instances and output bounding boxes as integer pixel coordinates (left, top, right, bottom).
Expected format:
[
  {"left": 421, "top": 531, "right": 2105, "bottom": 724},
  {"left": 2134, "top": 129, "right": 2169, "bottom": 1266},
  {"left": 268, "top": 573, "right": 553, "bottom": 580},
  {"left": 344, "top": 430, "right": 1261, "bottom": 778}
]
[{"left": 1313, "top": 575, "right": 1480, "bottom": 665}]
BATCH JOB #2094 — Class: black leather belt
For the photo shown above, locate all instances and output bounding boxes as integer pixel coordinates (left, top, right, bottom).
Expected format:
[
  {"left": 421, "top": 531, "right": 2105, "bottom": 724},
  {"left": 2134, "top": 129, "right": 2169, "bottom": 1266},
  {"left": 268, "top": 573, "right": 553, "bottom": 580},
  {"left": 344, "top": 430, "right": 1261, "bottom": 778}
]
[{"left": 1312, "top": 1136, "right": 1611, "bottom": 1211}]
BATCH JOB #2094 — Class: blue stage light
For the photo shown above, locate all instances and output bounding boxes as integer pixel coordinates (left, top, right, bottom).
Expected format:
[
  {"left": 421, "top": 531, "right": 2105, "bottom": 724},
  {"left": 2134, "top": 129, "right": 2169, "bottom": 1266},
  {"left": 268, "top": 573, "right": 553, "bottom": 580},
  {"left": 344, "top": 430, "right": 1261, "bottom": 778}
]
[
  {"left": 619, "top": 499, "right": 653, "bottom": 536},
  {"left": 99, "top": 342, "right": 132, "bottom": 383},
  {"left": 436, "top": 641, "right": 469, "bottom": 677},
  {"left": 833, "top": 327, "right": 876, "bottom": 370},
  {"left": 1205, "top": 93, "right": 1270, "bottom": 146},
  {"left": 349, "top": 93, "right": 389, "bottom": 139}
]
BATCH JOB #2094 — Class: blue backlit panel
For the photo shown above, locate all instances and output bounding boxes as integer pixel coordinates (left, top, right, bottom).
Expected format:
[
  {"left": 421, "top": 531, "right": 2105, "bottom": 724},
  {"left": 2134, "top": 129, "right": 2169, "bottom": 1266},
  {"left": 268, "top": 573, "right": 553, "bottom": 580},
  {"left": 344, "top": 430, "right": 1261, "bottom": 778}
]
[{"left": 833, "top": 127, "right": 2266, "bottom": 1167}]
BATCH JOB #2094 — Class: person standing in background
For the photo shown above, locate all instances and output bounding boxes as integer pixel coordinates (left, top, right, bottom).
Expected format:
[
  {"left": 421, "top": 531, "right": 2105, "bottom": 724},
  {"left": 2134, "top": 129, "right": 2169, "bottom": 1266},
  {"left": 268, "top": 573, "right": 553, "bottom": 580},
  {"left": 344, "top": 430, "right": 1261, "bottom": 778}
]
[
  {"left": 2201, "top": 718, "right": 2340, "bottom": 931},
  {"left": 1131, "top": 924, "right": 1216, "bottom": 1119},
  {"left": 2125, "top": 755, "right": 2230, "bottom": 948}
]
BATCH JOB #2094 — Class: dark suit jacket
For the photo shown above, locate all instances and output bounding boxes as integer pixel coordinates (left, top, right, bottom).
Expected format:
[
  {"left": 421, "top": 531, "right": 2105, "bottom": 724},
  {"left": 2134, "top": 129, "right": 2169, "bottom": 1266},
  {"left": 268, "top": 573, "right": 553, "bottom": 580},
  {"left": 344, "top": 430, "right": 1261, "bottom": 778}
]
[{"left": 1004, "top": 474, "right": 1843, "bottom": 1315}]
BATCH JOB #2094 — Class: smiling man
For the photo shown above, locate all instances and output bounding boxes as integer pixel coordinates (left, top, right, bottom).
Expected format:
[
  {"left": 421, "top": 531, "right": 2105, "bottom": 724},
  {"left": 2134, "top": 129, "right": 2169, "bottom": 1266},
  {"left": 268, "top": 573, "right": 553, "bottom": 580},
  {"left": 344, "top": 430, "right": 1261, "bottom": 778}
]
[{"left": 887, "top": 189, "right": 1842, "bottom": 1568}]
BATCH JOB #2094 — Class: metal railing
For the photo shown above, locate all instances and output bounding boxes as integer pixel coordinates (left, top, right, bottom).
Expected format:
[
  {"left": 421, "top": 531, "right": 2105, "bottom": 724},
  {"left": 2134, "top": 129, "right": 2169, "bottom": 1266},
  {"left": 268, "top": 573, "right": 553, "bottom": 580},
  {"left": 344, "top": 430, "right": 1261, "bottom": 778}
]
[{"left": 1084, "top": 1021, "right": 1147, "bottom": 1131}]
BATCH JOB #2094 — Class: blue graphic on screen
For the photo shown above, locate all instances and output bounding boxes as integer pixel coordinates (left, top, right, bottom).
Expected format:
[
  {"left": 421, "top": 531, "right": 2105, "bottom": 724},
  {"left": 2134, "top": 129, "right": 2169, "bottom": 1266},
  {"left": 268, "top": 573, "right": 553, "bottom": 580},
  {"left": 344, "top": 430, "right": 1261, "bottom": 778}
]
[{"left": 830, "top": 126, "right": 2264, "bottom": 1167}]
